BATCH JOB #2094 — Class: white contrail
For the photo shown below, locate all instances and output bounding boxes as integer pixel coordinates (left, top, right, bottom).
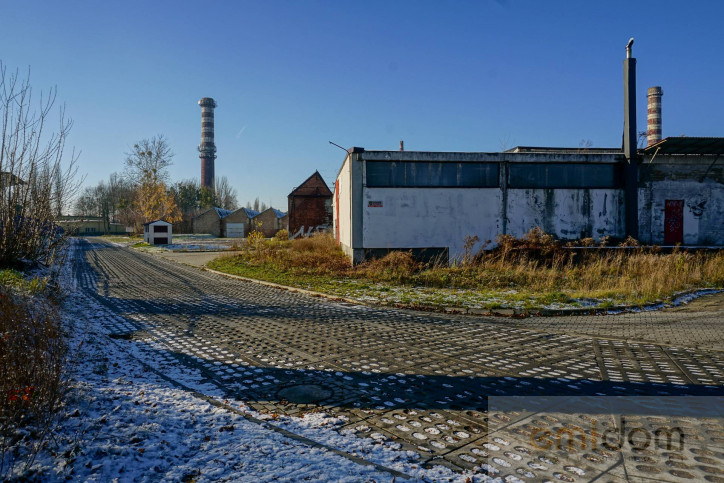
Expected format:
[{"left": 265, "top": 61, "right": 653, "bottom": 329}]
[{"left": 235, "top": 126, "right": 247, "bottom": 139}]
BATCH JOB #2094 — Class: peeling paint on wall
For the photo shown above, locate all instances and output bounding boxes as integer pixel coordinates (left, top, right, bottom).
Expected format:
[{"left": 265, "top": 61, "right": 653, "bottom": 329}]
[{"left": 687, "top": 198, "right": 707, "bottom": 218}]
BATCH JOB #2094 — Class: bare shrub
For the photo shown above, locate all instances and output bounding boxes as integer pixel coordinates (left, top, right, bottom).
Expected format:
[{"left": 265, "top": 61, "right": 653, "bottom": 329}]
[
  {"left": 286, "top": 234, "right": 349, "bottom": 273},
  {"left": 0, "top": 281, "right": 65, "bottom": 477},
  {"left": 481, "top": 227, "right": 563, "bottom": 267},
  {"left": 357, "top": 251, "right": 421, "bottom": 282},
  {"left": 0, "top": 64, "right": 79, "bottom": 268}
]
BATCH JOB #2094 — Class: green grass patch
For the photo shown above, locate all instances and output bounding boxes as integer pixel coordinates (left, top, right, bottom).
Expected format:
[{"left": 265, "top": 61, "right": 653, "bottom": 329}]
[
  {"left": 0, "top": 269, "right": 48, "bottom": 295},
  {"left": 101, "top": 235, "right": 139, "bottom": 244}
]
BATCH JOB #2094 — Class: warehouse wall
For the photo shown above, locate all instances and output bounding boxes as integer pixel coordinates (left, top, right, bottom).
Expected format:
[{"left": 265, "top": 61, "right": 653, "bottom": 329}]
[
  {"left": 335, "top": 150, "right": 724, "bottom": 264},
  {"left": 639, "top": 157, "right": 724, "bottom": 245}
]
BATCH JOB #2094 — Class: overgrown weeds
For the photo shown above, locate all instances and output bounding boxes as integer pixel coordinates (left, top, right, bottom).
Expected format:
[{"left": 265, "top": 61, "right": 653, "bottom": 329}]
[
  {"left": 208, "top": 230, "right": 724, "bottom": 307},
  {"left": 236, "top": 232, "right": 349, "bottom": 275},
  {"left": 0, "top": 271, "right": 66, "bottom": 477}
]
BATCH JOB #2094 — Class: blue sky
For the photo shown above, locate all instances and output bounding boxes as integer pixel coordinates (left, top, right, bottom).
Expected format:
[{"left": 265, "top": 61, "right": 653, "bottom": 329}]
[{"left": 2, "top": 1, "right": 723, "bottom": 210}]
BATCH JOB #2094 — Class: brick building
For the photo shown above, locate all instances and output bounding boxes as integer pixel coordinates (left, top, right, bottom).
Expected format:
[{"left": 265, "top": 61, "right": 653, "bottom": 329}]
[
  {"left": 222, "top": 207, "right": 259, "bottom": 238},
  {"left": 287, "top": 171, "right": 333, "bottom": 238},
  {"left": 253, "top": 208, "right": 288, "bottom": 237},
  {"left": 191, "top": 207, "right": 232, "bottom": 237}
]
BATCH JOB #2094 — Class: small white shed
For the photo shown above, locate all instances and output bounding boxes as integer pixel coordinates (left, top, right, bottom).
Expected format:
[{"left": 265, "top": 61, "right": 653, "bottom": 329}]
[{"left": 143, "top": 220, "right": 172, "bottom": 245}]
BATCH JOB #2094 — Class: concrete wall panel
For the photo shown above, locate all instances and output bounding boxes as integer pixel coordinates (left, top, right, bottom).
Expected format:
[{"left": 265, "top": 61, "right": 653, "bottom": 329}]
[
  {"left": 336, "top": 157, "right": 352, "bottom": 251},
  {"left": 505, "top": 189, "right": 624, "bottom": 240},
  {"left": 362, "top": 188, "right": 502, "bottom": 262}
]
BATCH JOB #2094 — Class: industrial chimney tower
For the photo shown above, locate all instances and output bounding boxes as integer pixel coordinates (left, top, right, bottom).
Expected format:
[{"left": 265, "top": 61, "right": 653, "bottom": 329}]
[
  {"left": 198, "top": 97, "right": 217, "bottom": 189},
  {"left": 647, "top": 86, "right": 663, "bottom": 146}
]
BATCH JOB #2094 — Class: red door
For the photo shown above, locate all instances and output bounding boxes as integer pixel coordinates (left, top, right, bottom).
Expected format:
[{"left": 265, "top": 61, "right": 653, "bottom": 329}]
[{"left": 664, "top": 200, "right": 684, "bottom": 245}]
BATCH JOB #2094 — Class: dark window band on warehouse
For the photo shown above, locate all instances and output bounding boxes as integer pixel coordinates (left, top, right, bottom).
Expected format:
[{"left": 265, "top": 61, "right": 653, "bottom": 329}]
[
  {"left": 366, "top": 161, "right": 499, "bottom": 188},
  {"left": 508, "top": 163, "right": 624, "bottom": 189}
]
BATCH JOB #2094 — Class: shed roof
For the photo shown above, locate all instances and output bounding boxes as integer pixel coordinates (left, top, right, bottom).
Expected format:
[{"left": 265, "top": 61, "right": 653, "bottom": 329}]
[
  {"left": 241, "top": 208, "right": 260, "bottom": 218},
  {"left": 143, "top": 219, "right": 172, "bottom": 226},
  {"left": 259, "top": 207, "right": 287, "bottom": 218},
  {"left": 289, "top": 171, "right": 333, "bottom": 197},
  {"left": 214, "top": 207, "right": 234, "bottom": 219},
  {"left": 643, "top": 137, "right": 724, "bottom": 155}
]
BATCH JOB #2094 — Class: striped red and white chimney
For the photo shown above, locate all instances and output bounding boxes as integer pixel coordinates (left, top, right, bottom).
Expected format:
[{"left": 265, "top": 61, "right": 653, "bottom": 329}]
[{"left": 647, "top": 86, "right": 663, "bottom": 146}]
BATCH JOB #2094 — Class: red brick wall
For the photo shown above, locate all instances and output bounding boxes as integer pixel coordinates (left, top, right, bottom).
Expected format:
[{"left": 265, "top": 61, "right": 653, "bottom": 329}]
[
  {"left": 288, "top": 196, "right": 331, "bottom": 237},
  {"left": 287, "top": 171, "right": 333, "bottom": 237}
]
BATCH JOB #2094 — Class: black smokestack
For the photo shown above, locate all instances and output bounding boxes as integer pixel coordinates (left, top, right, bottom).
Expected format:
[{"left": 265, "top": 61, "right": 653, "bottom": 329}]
[{"left": 623, "top": 38, "right": 639, "bottom": 239}]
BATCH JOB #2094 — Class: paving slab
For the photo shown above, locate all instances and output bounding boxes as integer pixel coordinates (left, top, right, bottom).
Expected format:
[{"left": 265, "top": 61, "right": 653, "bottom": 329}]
[{"left": 76, "top": 238, "right": 724, "bottom": 479}]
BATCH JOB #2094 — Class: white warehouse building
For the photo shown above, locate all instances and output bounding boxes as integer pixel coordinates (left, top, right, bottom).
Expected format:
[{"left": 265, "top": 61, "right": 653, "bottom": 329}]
[{"left": 333, "top": 141, "right": 724, "bottom": 264}]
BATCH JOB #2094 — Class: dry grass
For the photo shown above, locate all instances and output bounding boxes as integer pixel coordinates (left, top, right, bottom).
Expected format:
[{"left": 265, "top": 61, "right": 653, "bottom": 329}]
[
  {"left": 0, "top": 271, "right": 66, "bottom": 477},
  {"left": 238, "top": 233, "right": 350, "bottom": 275},
  {"left": 455, "top": 228, "right": 724, "bottom": 301},
  {"left": 211, "top": 230, "right": 724, "bottom": 306},
  {"left": 356, "top": 251, "right": 421, "bottom": 283}
]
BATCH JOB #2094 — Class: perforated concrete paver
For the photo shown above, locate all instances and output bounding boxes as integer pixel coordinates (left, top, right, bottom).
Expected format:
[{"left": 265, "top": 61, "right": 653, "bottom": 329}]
[{"left": 75, "top": 239, "right": 724, "bottom": 479}]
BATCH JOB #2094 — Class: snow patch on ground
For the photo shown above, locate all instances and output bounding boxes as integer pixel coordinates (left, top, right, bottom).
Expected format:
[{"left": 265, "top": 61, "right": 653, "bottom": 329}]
[{"left": 13, "top": 241, "right": 486, "bottom": 481}]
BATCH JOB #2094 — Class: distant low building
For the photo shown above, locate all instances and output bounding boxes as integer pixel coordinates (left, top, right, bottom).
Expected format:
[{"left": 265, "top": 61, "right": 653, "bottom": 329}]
[
  {"left": 0, "top": 172, "right": 24, "bottom": 187},
  {"left": 222, "top": 207, "right": 259, "bottom": 238},
  {"left": 253, "top": 208, "right": 288, "bottom": 237},
  {"left": 288, "top": 171, "right": 333, "bottom": 238},
  {"left": 56, "top": 215, "right": 128, "bottom": 236},
  {"left": 191, "top": 207, "right": 233, "bottom": 237}
]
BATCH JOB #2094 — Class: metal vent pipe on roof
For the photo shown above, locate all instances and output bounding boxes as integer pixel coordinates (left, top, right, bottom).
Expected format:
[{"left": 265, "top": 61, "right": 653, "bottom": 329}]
[
  {"left": 647, "top": 86, "right": 663, "bottom": 146},
  {"left": 623, "top": 37, "right": 639, "bottom": 239}
]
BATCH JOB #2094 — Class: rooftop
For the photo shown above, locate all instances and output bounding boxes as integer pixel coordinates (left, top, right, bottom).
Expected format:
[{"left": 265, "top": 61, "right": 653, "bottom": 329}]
[
  {"left": 643, "top": 137, "right": 724, "bottom": 155},
  {"left": 505, "top": 146, "right": 623, "bottom": 154},
  {"left": 214, "top": 208, "right": 234, "bottom": 219}
]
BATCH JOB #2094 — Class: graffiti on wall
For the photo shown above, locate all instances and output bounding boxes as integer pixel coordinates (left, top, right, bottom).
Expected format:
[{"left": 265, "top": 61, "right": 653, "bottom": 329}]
[{"left": 291, "top": 225, "right": 330, "bottom": 239}]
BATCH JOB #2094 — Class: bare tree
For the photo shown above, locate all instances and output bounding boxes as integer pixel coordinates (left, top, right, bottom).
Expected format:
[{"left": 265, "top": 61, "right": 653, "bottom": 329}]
[
  {"left": 578, "top": 139, "right": 594, "bottom": 153},
  {"left": 0, "top": 64, "right": 79, "bottom": 267},
  {"left": 637, "top": 130, "right": 648, "bottom": 149},
  {"left": 214, "top": 176, "right": 238, "bottom": 211},
  {"left": 124, "top": 135, "right": 173, "bottom": 184},
  {"left": 498, "top": 133, "right": 516, "bottom": 152},
  {"left": 121, "top": 136, "right": 181, "bottom": 230}
]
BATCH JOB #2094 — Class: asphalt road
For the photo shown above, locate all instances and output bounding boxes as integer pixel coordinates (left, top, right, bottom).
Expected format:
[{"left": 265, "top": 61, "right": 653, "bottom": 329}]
[{"left": 75, "top": 239, "right": 724, "bottom": 480}]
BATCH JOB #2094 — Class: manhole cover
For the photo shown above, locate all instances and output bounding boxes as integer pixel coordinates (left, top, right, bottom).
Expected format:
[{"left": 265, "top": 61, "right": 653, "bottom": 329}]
[
  {"left": 108, "top": 330, "right": 150, "bottom": 341},
  {"left": 108, "top": 332, "right": 133, "bottom": 340},
  {"left": 277, "top": 384, "right": 332, "bottom": 404}
]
